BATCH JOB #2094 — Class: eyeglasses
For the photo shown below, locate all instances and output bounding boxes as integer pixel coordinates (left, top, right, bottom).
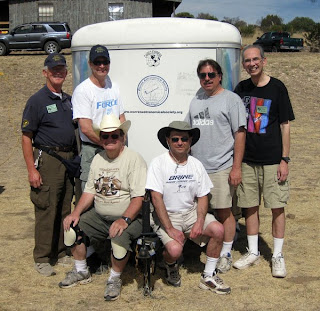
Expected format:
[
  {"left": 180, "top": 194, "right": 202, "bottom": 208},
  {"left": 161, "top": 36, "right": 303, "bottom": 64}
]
[
  {"left": 243, "top": 57, "right": 263, "bottom": 65},
  {"left": 93, "top": 60, "right": 110, "bottom": 66},
  {"left": 171, "top": 136, "right": 189, "bottom": 143},
  {"left": 198, "top": 72, "right": 219, "bottom": 80},
  {"left": 101, "top": 133, "right": 120, "bottom": 140}
]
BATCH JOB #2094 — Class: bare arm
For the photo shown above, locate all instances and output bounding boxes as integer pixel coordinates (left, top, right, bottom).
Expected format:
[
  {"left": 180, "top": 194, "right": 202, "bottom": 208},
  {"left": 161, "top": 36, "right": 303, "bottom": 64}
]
[
  {"left": 151, "top": 190, "right": 185, "bottom": 245},
  {"left": 278, "top": 121, "right": 290, "bottom": 182},
  {"left": 189, "top": 195, "right": 208, "bottom": 239},
  {"left": 22, "top": 132, "right": 42, "bottom": 188},
  {"left": 119, "top": 113, "right": 126, "bottom": 123},
  {"left": 229, "top": 127, "right": 246, "bottom": 187},
  {"left": 109, "top": 196, "right": 144, "bottom": 238},
  {"left": 63, "top": 192, "right": 95, "bottom": 230},
  {"left": 78, "top": 118, "right": 101, "bottom": 146}
]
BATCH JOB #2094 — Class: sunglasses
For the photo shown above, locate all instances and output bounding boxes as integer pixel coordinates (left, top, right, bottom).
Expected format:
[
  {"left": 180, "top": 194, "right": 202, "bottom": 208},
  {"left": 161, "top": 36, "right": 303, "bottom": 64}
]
[
  {"left": 101, "top": 134, "right": 120, "bottom": 140},
  {"left": 93, "top": 60, "right": 110, "bottom": 66},
  {"left": 198, "top": 72, "right": 219, "bottom": 79},
  {"left": 171, "top": 136, "right": 189, "bottom": 143}
]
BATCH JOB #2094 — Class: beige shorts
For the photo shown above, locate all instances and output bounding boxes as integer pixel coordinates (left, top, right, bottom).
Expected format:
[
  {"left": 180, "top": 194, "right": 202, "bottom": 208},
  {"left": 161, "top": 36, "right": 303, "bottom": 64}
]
[
  {"left": 237, "top": 163, "right": 289, "bottom": 209},
  {"left": 151, "top": 205, "right": 217, "bottom": 247}
]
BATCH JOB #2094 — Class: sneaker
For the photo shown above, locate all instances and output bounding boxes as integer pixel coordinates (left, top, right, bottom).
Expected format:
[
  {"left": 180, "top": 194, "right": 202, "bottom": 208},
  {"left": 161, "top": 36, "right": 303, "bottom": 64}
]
[
  {"left": 35, "top": 263, "right": 56, "bottom": 277},
  {"left": 199, "top": 271, "right": 231, "bottom": 295},
  {"left": 233, "top": 248, "right": 260, "bottom": 270},
  {"left": 165, "top": 262, "right": 181, "bottom": 287},
  {"left": 217, "top": 253, "right": 233, "bottom": 274},
  {"left": 272, "top": 253, "right": 287, "bottom": 278},
  {"left": 104, "top": 278, "right": 122, "bottom": 301},
  {"left": 58, "top": 268, "right": 92, "bottom": 288}
]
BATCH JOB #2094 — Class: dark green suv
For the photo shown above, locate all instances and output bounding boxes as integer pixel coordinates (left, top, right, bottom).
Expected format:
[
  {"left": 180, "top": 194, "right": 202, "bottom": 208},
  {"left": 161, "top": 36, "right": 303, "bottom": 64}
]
[{"left": 0, "top": 22, "right": 72, "bottom": 56}]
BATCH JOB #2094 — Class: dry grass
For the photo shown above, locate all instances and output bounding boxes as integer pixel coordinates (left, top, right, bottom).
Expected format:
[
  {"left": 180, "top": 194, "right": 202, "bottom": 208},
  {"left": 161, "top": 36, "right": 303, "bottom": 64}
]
[{"left": 0, "top": 38, "right": 319, "bottom": 311}]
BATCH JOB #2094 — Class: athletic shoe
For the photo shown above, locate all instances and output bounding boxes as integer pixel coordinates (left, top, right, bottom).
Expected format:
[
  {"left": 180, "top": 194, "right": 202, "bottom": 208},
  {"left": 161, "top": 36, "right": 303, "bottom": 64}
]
[
  {"left": 34, "top": 263, "right": 56, "bottom": 277},
  {"left": 104, "top": 278, "right": 122, "bottom": 301},
  {"left": 233, "top": 248, "right": 260, "bottom": 270},
  {"left": 58, "top": 268, "right": 92, "bottom": 288},
  {"left": 165, "top": 262, "right": 181, "bottom": 287},
  {"left": 272, "top": 253, "right": 287, "bottom": 278},
  {"left": 199, "top": 271, "right": 231, "bottom": 295},
  {"left": 217, "top": 253, "right": 233, "bottom": 273}
]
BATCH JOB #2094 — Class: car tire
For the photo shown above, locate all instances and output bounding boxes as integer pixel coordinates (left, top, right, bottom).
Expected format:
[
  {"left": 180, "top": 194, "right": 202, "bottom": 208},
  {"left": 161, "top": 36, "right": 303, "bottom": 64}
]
[
  {"left": 44, "top": 41, "right": 60, "bottom": 54},
  {"left": 0, "top": 42, "right": 7, "bottom": 56}
]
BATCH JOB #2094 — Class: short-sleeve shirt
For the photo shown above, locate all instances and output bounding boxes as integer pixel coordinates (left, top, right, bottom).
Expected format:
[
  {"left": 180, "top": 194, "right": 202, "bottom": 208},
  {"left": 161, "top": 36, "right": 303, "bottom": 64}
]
[
  {"left": 21, "top": 85, "right": 75, "bottom": 146},
  {"left": 234, "top": 77, "right": 295, "bottom": 165},
  {"left": 146, "top": 153, "right": 213, "bottom": 213},
  {"left": 84, "top": 146, "right": 147, "bottom": 217}
]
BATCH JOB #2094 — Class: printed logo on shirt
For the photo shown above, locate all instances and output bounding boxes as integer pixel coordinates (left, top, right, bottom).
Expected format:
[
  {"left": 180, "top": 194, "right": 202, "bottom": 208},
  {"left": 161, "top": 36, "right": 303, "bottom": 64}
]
[
  {"left": 192, "top": 107, "right": 214, "bottom": 126},
  {"left": 94, "top": 173, "right": 121, "bottom": 197},
  {"left": 22, "top": 119, "right": 29, "bottom": 128},
  {"left": 96, "top": 99, "right": 118, "bottom": 109},
  {"left": 46, "top": 104, "right": 58, "bottom": 113}
]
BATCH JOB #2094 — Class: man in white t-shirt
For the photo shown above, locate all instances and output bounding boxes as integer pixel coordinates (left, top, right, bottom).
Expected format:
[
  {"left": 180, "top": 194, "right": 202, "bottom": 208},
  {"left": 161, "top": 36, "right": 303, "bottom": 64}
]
[
  {"left": 72, "top": 45, "right": 126, "bottom": 189},
  {"left": 59, "top": 114, "right": 147, "bottom": 302},
  {"left": 146, "top": 121, "right": 231, "bottom": 295}
]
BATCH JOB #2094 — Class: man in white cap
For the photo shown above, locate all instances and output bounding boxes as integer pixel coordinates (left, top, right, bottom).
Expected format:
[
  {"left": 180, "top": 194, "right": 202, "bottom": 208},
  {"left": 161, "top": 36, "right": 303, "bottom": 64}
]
[
  {"left": 146, "top": 121, "right": 231, "bottom": 295},
  {"left": 59, "top": 114, "right": 147, "bottom": 302}
]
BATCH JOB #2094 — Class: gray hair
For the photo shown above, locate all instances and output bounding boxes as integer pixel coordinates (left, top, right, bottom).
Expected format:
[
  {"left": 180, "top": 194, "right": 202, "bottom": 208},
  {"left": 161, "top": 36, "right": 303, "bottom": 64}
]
[{"left": 242, "top": 45, "right": 265, "bottom": 62}]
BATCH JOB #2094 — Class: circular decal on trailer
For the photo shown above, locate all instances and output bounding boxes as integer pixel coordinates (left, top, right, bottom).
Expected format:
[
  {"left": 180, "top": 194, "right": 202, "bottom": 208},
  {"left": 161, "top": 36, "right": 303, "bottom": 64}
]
[{"left": 137, "top": 75, "right": 169, "bottom": 107}]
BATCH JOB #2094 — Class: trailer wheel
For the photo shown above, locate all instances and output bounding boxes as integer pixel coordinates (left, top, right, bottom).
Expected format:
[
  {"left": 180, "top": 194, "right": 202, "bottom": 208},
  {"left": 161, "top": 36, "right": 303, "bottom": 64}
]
[
  {"left": 44, "top": 41, "right": 60, "bottom": 54},
  {"left": 0, "top": 42, "right": 7, "bottom": 56}
]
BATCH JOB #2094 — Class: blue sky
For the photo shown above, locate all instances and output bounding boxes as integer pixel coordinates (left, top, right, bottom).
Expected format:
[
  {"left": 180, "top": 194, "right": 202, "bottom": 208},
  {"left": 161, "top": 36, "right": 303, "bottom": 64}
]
[{"left": 175, "top": 0, "right": 320, "bottom": 24}]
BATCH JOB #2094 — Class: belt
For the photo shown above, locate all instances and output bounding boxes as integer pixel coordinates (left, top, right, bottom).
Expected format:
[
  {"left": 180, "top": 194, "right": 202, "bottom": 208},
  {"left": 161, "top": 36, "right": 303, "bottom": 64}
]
[
  {"left": 82, "top": 141, "right": 103, "bottom": 150},
  {"left": 34, "top": 144, "right": 74, "bottom": 152}
]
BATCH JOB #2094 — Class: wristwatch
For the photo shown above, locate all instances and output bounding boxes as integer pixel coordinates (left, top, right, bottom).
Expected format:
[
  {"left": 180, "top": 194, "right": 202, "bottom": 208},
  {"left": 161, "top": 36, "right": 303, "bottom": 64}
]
[
  {"left": 121, "top": 216, "right": 132, "bottom": 225},
  {"left": 281, "top": 157, "right": 291, "bottom": 163}
]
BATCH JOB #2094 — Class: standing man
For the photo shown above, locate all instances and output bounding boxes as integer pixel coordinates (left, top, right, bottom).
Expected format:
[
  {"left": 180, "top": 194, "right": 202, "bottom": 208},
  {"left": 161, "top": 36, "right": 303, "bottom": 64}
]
[
  {"left": 185, "top": 59, "right": 246, "bottom": 273},
  {"left": 21, "top": 54, "right": 75, "bottom": 276},
  {"left": 146, "top": 121, "right": 231, "bottom": 295},
  {"left": 59, "top": 114, "right": 147, "bottom": 301},
  {"left": 72, "top": 44, "right": 125, "bottom": 190},
  {"left": 233, "top": 45, "right": 295, "bottom": 278}
]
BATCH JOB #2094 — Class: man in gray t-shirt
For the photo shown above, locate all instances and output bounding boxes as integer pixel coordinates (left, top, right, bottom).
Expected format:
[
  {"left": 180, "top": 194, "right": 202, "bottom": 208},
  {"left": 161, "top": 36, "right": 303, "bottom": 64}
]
[{"left": 185, "top": 59, "right": 246, "bottom": 274}]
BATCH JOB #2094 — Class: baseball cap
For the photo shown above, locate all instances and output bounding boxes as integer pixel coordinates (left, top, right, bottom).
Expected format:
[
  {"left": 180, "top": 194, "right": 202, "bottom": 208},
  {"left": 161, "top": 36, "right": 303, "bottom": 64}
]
[
  {"left": 44, "top": 53, "right": 67, "bottom": 68},
  {"left": 89, "top": 45, "right": 110, "bottom": 62}
]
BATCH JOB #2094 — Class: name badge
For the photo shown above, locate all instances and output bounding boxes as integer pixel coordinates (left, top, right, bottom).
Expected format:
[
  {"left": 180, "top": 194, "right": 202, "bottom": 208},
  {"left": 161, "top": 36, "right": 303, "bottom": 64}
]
[
  {"left": 256, "top": 106, "right": 268, "bottom": 114},
  {"left": 46, "top": 104, "right": 58, "bottom": 113}
]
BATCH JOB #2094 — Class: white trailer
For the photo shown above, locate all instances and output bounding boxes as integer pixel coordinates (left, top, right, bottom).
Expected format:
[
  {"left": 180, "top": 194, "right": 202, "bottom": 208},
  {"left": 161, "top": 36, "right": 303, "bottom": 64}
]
[{"left": 71, "top": 17, "right": 241, "bottom": 164}]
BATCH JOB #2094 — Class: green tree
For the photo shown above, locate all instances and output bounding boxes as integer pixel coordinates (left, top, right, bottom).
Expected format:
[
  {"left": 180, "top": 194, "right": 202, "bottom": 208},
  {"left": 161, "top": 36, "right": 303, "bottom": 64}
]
[
  {"left": 197, "top": 13, "right": 218, "bottom": 20},
  {"left": 287, "top": 17, "right": 316, "bottom": 32},
  {"left": 260, "top": 15, "right": 283, "bottom": 31},
  {"left": 304, "top": 23, "right": 320, "bottom": 52},
  {"left": 223, "top": 17, "right": 247, "bottom": 29},
  {"left": 175, "top": 12, "right": 194, "bottom": 18}
]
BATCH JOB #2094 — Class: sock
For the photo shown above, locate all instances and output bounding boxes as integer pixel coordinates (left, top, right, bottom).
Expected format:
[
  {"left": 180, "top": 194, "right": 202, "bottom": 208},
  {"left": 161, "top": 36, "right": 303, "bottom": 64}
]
[
  {"left": 247, "top": 234, "right": 259, "bottom": 255},
  {"left": 86, "top": 245, "right": 95, "bottom": 258},
  {"left": 203, "top": 256, "right": 219, "bottom": 277},
  {"left": 75, "top": 259, "right": 88, "bottom": 273},
  {"left": 108, "top": 268, "right": 121, "bottom": 282},
  {"left": 273, "top": 237, "right": 284, "bottom": 257},
  {"left": 220, "top": 241, "right": 233, "bottom": 256}
]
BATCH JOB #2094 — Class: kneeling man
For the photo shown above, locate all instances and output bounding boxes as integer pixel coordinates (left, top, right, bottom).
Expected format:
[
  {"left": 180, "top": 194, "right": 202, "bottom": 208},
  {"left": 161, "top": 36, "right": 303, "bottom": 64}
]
[
  {"left": 146, "top": 121, "right": 231, "bottom": 295},
  {"left": 59, "top": 114, "right": 147, "bottom": 301}
]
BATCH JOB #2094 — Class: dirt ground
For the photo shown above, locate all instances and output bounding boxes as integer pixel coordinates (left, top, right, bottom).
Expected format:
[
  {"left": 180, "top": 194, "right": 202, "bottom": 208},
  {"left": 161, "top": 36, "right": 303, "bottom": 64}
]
[{"left": 0, "top": 45, "right": 319, "bottom": 311}]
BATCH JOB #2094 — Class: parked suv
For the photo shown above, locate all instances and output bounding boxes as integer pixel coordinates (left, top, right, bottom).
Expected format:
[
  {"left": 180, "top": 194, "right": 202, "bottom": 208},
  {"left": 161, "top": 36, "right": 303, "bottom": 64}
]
[{"left": 0, "top": 22, "right": 72, "bottom": 56}]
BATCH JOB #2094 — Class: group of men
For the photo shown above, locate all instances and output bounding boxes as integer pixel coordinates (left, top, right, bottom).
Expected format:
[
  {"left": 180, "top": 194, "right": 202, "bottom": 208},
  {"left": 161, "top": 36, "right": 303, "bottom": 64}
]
[{"left": 21, "top": 43, "right": 294, "bottom": 300}]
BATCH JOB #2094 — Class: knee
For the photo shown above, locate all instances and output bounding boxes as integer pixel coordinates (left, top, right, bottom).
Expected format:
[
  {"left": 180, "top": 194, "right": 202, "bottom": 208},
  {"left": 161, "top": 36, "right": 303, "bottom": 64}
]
[
  {"left": 165, "top": 241, "right": 183, "bottom": 259},
  {"left": 208, "top": 221, "right": 224, "bottom": 242},
  {"left": 111, "top": 241, "right": 128, "bottom": 260}
]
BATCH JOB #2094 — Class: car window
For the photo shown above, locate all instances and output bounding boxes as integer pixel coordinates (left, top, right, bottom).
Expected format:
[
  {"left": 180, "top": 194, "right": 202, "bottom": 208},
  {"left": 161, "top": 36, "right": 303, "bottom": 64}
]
[
  {"left": 15, "top": 25, "right": 32, "bottom": 34},
  {"left": 49, "top": 24, "right": 65, "bottom": 32},
  {"left": 31, "top": 25, "right": 47, "bottom": 33}
]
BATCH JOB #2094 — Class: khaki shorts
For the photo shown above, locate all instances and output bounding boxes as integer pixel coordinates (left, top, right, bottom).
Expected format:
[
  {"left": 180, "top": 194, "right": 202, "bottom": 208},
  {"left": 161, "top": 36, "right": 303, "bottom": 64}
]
[
  {"left": 151, "top": 205, "right": 217, "bottom": 247},
  {"left": 237, "top": 163, "right": 289, "bottom": 209}
]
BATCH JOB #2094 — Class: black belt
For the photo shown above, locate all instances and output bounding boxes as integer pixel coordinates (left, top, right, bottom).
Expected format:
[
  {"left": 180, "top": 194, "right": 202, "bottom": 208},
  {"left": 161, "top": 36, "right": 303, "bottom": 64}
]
[
  {"left": 34, "top": 144, "right": 74, "bottom": 152},
  {"left": 82, "top": 142, "right": 103, "bottom": 150}
]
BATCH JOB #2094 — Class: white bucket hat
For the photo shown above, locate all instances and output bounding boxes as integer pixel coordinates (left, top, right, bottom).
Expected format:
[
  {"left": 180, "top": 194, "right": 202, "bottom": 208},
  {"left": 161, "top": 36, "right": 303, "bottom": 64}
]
[{"left": 93, "top": 114, "right": 131, "bottom": 136}]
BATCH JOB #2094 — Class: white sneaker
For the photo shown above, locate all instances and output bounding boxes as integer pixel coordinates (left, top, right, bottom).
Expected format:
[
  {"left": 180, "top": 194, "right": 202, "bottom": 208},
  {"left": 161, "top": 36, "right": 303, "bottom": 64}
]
[
  {"left": 272, "top": 253, "right": 287, "bottom": 278},
  {"left": 233, "top": 248, "right": 260, "bottom": 270},
  {"left": 216, "top": 253, "right": 232, "bottom": 274},
  {"left": 199, "top": 271, "right": 231, "bottom": 295}
]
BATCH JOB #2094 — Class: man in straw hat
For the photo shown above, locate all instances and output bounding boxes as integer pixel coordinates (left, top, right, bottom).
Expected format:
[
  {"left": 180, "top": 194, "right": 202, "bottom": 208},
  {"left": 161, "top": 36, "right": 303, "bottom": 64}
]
[
  {"left": 146, "top": 121, "right": 231, "bottom": 295},
  {"left": 59, "top": 114, "right": 147, "bottom": 301}
]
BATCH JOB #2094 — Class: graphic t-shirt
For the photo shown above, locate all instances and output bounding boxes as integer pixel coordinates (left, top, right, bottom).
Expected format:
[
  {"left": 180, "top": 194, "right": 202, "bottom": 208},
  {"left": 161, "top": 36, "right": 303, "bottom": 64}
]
[{"left": 234, "top": 77, "right": 295, "bottom": 164}]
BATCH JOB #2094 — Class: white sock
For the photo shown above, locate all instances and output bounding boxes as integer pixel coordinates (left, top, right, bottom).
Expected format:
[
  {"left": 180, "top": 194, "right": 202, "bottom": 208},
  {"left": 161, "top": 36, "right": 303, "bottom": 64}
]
[
  {"left": 203, "top": 256, "right": 219, "bottom": 277},
  {"left": 220, "top": 241, "right": 233, "bottom": 256},
  {"left": 108, "top": 268, "right": 121, "bottom": 282},
  {"left": 273, "top": 237, "right": 284, "bottom": 257},
  {"left": 75, "top": 259, "right": 88, "bottom": 273},
  {"left": 86, "top": 245, "right": 95, "bottom": 258},
  {"left": 247, "top": 234, "right": 259, "bottom": 255}
]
